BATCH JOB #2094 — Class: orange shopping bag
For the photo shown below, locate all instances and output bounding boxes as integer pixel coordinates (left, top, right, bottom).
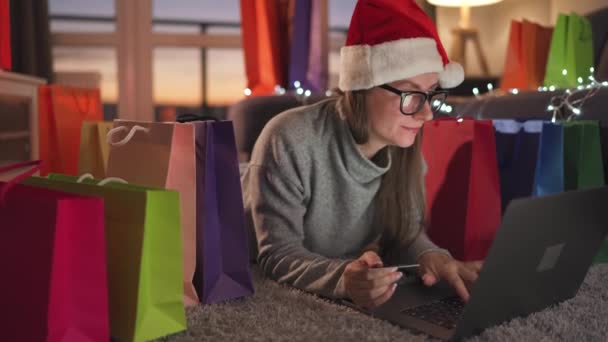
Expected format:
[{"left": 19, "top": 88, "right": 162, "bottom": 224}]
[
  {"left": 38, "top": 85, "right": 103, "bottom": 176},
  {"left": 501, "top": 20, "right": 552, "bottom": 90},
  {"left": 501, "top": 20, "right": 526, "bottom": 90},
  {"left": 240, "top": 0, "right": 290, "bottom": 95},
  {"left": 522, "top": 20, "right": 553, "bottom": 89}
]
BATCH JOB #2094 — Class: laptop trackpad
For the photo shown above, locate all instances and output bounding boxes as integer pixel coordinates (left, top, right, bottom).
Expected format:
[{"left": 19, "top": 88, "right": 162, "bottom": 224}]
[{"left": 374, "top": 279, "right": 457, "bottom": 315}]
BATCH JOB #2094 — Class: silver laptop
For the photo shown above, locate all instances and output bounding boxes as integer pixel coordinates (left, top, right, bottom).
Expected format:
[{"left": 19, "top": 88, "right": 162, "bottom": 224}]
[{"left": 342, "top": 186, "right": 608, "bottom": 341}]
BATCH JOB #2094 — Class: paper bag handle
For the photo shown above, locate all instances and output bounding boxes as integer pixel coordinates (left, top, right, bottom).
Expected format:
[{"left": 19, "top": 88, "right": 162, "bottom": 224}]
[
  {"left": 0, "top": 160, "right": 43, "bottom": 203},
  {"left": 107, "top": 125, "right": 150, "bottom": 146},
  {"left": 176, "top": 113, "right": 219, "bottom": 123},
  {"left": 70, "top": 90, "right": 92, "bottom": 117},
  {"left": 77, "top": 173, "right": 128, "bottom": 186}
]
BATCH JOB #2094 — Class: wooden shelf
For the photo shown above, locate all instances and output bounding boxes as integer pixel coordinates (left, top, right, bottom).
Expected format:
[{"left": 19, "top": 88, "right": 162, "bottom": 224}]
[
  {"left": 0, "top": 131, "right": 30, "bottom": 141},
  {"left": 0, "top": 71, "right": 46, "bottom": 161}
]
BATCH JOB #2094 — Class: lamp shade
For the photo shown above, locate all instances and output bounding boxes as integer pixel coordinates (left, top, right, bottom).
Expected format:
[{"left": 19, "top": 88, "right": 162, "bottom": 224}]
[{"left": 427, "top": 0, "right": 502, "bottom": 7}]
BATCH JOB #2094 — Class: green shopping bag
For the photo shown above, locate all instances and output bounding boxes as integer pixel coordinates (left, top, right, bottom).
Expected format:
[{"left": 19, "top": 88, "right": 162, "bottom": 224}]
[
  {"left": 544, "top": 13, "right": 594, "bottom": 88},
  {"left": 563, "top": 121, "right": 605, "bottom": 191},
  {"left": 562, "top": 121, "right": 607, "bottom": 263},
  {"left": 23, "top": 175, "right": 186, "bottom": 342}
]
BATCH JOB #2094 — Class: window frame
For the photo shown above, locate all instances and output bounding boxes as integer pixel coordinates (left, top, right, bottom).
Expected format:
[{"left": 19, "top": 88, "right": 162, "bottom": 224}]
[{"left": 51, "top": 0, "right": 330, "bottom": 121}]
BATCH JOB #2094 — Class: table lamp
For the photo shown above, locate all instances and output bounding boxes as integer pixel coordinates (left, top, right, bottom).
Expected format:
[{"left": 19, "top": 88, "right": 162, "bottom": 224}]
[{"left": 427, "top": 0, "right": 503, "bottom": 76}]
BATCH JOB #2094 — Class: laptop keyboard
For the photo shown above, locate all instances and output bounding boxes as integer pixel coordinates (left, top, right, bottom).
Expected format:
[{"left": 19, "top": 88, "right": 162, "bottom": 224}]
[{"left": 401, "top": 296, "right": 465, "bottom": 329}]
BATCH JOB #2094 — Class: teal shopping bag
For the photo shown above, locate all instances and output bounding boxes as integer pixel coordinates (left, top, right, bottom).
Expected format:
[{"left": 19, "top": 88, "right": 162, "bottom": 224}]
[{"left": 533, "top": 121, "right": 607, "bottom": 263}]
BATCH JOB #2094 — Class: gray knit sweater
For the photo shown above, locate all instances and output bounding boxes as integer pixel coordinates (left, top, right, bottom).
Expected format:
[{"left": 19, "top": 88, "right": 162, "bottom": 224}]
[{"left": 241, "top": 99, "right": 443, "bottom": 299}]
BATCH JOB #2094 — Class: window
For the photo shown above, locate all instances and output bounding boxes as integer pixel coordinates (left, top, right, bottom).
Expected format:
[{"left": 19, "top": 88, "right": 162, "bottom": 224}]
[
  {"left": 49, "top": 0, "right": 115, "bottom": 32},
  {"left": 328, "top": 1, "right": 356, "bottom": 89},
  {"left": 152, "top": 0, "right": 240, "bottom": 32},
  {"left": 50, "top": 0, "right": 244, "bottom": 122},
  {"left": 49, "top": 0, "right": 118, "bottom": 120},
  {"left": 206, "top": 49, "right": 246, "bottom": 108},
  {"left": 150, "top": 0, "right": 243, "bottom": 120},
  {"left": 153, "top": 48, "right": 202, "bottom": 121}
]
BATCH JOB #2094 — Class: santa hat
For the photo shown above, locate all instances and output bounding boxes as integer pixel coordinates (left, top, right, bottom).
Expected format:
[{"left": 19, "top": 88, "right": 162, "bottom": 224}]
[{"left": 339, "top": 0, "right": 464, "bottom": 91}]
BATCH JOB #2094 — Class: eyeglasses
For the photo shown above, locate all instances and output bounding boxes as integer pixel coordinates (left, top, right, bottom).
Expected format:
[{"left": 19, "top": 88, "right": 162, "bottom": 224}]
[{"left": 379, "top": 84, "right": 449, "bottom": 115}]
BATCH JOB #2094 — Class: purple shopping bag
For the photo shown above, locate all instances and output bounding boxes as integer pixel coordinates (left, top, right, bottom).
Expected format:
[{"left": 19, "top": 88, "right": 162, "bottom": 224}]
[
  {"left": 288, "top": 0, "right": 327, "bottom": 92},
  {"left": 288, "top": 0, "right": 311, "bottom": 89},
  {"left": 193, "top": 120, "right": 255, "bottom": 304}
]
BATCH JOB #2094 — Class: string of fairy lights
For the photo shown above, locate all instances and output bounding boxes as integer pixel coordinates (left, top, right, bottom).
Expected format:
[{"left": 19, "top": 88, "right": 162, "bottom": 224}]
[
  {"left": 242, "top": 67, "right": 606, "bottom": 119},
  {"left": 465, "top": 67, "right": 607, "bottom": 120}
]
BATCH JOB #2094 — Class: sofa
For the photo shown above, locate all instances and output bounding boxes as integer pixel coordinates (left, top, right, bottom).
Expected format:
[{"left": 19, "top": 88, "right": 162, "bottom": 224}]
[{"left": 227, "top": 8, "right": 608, "bottom": 169}]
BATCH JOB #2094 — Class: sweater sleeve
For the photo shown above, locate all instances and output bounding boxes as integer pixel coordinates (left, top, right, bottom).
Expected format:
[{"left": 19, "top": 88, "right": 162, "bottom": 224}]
[
  {"left": 403, "top": 231, "right": 452, "bottom": 264},
  {"left": 242, "top": 164, "right": 354, "bottom": 299}
]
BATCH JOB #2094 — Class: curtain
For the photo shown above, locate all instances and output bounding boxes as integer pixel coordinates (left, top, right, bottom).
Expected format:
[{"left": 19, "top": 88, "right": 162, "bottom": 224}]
[{"left": 10, "top": 0, "right": 53, "bottom": 82}]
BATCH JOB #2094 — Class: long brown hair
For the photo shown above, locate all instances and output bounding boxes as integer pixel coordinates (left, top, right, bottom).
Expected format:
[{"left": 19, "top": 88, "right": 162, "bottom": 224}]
[{"left": 332, "top": 89, "right": 426, "bottom": 262}]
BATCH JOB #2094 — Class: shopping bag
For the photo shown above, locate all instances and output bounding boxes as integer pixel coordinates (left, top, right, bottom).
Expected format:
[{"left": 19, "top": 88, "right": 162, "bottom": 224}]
[
  {"left": 522, "top": 20, "right": 553, "bottom": 89},
  {"left": 563, "top": 121, "right": 605, "bottom": 191},
  {"left": 106, "top": 119, "right": 254, "bottom": 304},
  {"left": 493, "top": 120, "right": 543, "bottom": 213},
  {"left": 78, "top": 121, "right": 113, "bottom": 178},
  {"left": 501, "top": 20, "right": 553, "bottom": 90},
  {"left": 422, "top": 118, "right": 502, "bottom": 261},
  {"left": 192, "top": 120, "right": 255, "bottom": 304},
  {"left": 240, "top": 0, "right": 290, "bottom": 95},
  {"left": 500, "top": 20, "right": 527, "bottom": 90},
  {"left": 0, "top": 0, "right": 11, "bottom": 70},
  {"left": 1, "top": 161, "right": 109, "bottom": 342},
  {"left": 533, "top": 120, "right": 606, "bottom": 262},
  {"left": 544, "top": 13, "right": 594, "bottom": 88},
  {"left": 38, "top": 85, "right": 103, "bottom": 176},
  {"left": 532, "top": 122, "right": 565, "bottom": 195},
  {"left": 25, "top": 174, "right": 186, "bottom": 342},
  {"left": 106, "top": 120, "right": 198, "bottom": 305},
  {"left": 533, "top": 121, "right": 605, "bottom": 195}
]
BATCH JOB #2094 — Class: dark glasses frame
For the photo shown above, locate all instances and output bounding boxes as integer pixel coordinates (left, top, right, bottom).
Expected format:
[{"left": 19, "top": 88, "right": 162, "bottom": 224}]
[{"left": 379, "top": 84, "right": 449, "bottom": 115}]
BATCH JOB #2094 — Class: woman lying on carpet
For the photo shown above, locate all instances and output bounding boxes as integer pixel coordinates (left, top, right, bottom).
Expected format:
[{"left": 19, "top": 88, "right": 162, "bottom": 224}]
[{"left": 241, "top": 0, "right": 483, "bottom": 310}]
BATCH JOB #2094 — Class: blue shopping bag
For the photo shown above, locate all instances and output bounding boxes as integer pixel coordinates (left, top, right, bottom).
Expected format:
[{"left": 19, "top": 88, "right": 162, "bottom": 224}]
[{"left": 533, "top": 122, "right": 565, "bottom": 196}]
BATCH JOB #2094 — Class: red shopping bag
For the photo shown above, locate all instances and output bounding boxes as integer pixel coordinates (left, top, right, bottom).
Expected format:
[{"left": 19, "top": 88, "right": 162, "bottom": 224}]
[
  {"left": 422, "top": 118, "right": 502, "bottom": 261},
  {"left": 0, "top": 161, "right": 109, "bottom": 341},
  {"left": 38, "top": 85, "right": 104, "bottom": 176},
  {"left": 0, "top": 0, "right": 11, "bottom": 70}
]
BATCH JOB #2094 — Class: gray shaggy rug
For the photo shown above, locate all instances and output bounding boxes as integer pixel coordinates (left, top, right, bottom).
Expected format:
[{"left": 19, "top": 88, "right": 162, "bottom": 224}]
[{"left": 157, "top": 264, "right": 608, "bottom": 342}]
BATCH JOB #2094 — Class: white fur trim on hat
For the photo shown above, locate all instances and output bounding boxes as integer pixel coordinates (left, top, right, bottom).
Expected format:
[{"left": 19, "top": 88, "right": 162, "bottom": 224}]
[{"left": 339, "top": 38, "right": 464, "bottom": 90}]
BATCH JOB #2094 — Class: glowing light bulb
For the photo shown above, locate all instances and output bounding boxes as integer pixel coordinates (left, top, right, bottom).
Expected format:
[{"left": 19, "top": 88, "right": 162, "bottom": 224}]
[{"left": 244, "top": 88, "right": 252, "bottom": 96}]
